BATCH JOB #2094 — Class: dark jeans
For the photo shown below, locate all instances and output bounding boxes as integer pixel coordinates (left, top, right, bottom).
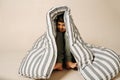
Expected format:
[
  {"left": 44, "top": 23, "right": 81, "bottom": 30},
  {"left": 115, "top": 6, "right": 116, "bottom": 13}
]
[{"left": 56, "top": 31, "right": 72, "bottom": 63}]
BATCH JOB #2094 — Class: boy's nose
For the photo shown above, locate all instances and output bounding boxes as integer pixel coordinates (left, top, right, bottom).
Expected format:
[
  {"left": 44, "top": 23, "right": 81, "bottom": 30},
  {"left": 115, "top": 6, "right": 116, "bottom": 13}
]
[{"left": 62, "top": 26, "right": 65, "bottom": 28}]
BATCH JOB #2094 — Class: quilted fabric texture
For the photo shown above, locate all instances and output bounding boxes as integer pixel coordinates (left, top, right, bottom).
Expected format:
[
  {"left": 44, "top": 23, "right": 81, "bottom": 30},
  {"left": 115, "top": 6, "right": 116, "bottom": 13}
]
[{"left": 18, "top": 6, "right": 120, "bottom": 80}]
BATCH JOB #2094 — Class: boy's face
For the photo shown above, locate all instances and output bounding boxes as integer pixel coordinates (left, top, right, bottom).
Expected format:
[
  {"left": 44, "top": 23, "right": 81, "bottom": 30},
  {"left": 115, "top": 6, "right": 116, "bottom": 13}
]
[{"left": 57, "top": 22, "right": 66, "bottom": 32}]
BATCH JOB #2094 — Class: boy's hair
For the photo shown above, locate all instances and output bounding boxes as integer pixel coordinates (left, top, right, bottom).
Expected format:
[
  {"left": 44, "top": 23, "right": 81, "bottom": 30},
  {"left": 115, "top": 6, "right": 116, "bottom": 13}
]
[
  {"left": 55, "top": 14, "right": 64, "bottom": 31},
  {"left": 55, "top": 14, "right": 64, "bottom": 23}
]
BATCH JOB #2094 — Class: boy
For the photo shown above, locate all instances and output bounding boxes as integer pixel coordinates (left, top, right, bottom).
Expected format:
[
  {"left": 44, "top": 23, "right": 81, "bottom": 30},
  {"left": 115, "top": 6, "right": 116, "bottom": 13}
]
[{"left": 54, "top": 14, "right": 77, "bottom": 70}]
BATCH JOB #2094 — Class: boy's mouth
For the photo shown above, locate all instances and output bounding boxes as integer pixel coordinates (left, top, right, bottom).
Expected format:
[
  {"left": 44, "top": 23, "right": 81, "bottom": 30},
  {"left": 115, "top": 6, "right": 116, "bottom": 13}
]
[{"left": 60, "top": 28, "right": 66, "bottom": 32}]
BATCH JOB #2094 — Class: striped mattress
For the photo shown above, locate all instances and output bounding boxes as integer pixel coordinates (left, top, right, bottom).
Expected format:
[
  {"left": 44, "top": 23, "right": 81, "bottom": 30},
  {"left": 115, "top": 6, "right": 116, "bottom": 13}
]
[{"left": 18, "top": 6, "right": 120, "bottom": 80}]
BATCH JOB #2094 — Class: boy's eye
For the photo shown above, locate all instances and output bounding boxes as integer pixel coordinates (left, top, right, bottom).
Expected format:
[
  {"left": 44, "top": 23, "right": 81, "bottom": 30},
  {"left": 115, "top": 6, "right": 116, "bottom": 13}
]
[
  {"left": 57, "top": 23, "right": 65, "bottom": 26},
  {"left": 62, "top": 24, "right": 65, "bottom": 26},
  {"left": 58, "top": 24, "right": 60, "bottom": 26}
]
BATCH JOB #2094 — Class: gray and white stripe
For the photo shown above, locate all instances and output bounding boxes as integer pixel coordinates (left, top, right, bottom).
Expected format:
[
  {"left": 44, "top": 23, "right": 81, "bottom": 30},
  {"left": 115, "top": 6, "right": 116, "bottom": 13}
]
[
  {"left": 81, "top": 46, "right": 120, "bottom": 80},
  {"left": 18, "top": 6, "right": 120, "bottom": 80}
]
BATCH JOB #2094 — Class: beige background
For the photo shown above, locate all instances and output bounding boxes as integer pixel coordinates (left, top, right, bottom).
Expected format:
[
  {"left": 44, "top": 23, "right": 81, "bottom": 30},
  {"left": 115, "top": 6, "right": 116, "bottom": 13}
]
[{"left": 0, "top": 0, "right": 120, "bottom": 80}]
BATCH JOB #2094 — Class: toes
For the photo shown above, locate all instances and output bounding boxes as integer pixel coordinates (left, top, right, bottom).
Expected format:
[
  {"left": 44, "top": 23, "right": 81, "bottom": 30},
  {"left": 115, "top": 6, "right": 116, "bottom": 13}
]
[{"left": 66, "top": 62, "right": 77, "bottom": 69}]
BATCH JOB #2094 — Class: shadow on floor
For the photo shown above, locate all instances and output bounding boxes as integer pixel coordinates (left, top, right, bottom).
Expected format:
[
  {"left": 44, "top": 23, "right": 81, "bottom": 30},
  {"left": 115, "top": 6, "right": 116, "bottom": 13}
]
[{"left": 35, "top": 69, "right": 84, "bottom": 80}]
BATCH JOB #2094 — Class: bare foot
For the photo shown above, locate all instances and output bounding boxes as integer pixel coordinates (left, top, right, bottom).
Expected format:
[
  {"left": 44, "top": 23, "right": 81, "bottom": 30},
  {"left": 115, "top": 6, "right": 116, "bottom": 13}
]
[
  {"left": 54, "top": 63, "right": 63, "bottom": 71},
  {"left": 66, "top": 61, "right": 77, "bottom": 69}
]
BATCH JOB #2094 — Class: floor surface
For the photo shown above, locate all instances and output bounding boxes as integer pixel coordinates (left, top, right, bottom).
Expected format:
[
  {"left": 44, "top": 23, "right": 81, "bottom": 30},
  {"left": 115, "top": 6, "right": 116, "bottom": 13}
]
[{"left": 0, "top": 52, "right": 120, "bottom": 80}]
